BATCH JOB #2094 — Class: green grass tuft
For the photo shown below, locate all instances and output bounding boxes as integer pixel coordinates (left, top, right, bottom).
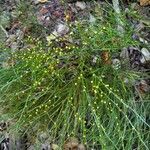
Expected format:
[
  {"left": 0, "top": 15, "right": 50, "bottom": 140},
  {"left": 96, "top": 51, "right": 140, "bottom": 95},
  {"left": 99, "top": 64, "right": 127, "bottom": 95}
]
[{"left": 0, "top": 6, "right": 149, "bottom": 149}]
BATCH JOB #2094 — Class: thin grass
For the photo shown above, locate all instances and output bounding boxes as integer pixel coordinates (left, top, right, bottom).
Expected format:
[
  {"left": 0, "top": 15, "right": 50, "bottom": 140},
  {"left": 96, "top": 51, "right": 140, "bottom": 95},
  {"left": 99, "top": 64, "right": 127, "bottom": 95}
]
[{"left": 0, "top": 3, "right": 149, "bottom": 149}]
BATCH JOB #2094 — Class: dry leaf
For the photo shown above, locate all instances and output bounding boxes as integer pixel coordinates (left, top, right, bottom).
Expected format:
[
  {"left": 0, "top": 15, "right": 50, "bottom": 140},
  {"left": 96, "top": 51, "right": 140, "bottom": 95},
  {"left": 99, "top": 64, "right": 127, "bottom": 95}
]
[
  {"left": 101, "top": 51, "right": 111, "bottom": 65},
  {"left": 140, "top": 0, "right": 150, "bottom": 6},
  {"left": 38, "top": 0, "right": 48, "bottom": 3},
  {"left": 64, "top": 137, "right": 79, "bottom": 150},
  {"left": 136, "top": 80, "right": 150, "bottom": 94}
]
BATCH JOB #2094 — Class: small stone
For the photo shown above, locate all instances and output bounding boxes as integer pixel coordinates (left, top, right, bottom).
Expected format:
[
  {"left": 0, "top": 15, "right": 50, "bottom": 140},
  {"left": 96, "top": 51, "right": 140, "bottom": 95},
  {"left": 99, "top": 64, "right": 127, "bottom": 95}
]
[
  {"left": 78, "top": 144, "right": 86, "bottom": 150},
  {"left": 11, "top": 42, "right": 19, "bottom": 52},
  {"left": 135, "top": 22, "right": 145, "bottom": 32},
  {"left": 139, "top": 37, "right": 148, "bottom": 44},
  {"left": 120, "top": 47, "right": 129, "bottom": 59},
  {"left": 38, "top": 132, "right": 49, "bottom": 142},
  {"left": 16, "top": 30, "right": 24, "bottom": 41},
  {"left": 75, "top": 1, "right": 86, "bottom": 10},
  {"left": 112, "top": 59, "right": 121, "bottom": 69},
  {"left": 51, "top": 144, "right": 60, "bottom": 150},
  {"left": 89, "top": 14, "right": 96, "bottom": 23},
  {"left": 34, "top": 0, "right": 48, "bottom": 4},
  {"left": 27, "top": 145, "right": 35, "bottom": 150},
  {"left": 131, "top": 3, "right": 137, "bottom": 9},
  {"left": 6, "top": 34, "right": 16, "bottom": 45},
  {"left": 132, "top": 34, "right": 139, "bottom": 40},
  {"left": 41, "top": 143, "right": 51, "bottom": 150},
  {"left": 56, "top": 23, "right": 69, "bottom": 36},
  {"left": 140, "top": 48, "right": 150, "bottom": 63}
]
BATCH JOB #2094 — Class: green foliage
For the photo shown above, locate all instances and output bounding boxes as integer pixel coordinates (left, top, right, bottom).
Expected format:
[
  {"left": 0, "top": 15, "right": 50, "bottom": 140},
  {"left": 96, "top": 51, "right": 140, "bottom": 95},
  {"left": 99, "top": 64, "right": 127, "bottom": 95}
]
[{"left": 0, "top": 6, "right": 149, "bottom": 150}]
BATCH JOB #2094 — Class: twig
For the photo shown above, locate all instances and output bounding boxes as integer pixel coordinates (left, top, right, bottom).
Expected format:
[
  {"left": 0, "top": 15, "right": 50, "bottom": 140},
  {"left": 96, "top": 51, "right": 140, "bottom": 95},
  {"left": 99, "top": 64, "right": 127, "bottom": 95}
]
[
  {"left": 0, "top": 25, "right": 9, "bottom": 38},
  {"left": 112, "top": 0, "right": 124, "bottom": 36}
]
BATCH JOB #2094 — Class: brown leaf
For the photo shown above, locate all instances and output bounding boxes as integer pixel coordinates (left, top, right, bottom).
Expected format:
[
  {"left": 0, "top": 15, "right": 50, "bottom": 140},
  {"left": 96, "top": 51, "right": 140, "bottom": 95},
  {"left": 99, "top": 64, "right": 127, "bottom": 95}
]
[
  {"left": 38, "top": 0, "right": 48, "bottom": 3},
  {"left": 64, "top": 137, "right": 79, "bottom": 150},
  {"left": 101, "top": 51, "right": 111, "bottom": 65},
  {"left": 136, "top": 80, "right": 150, "bottom": 94},
  {"left": 140, "top": 0, "right": 150, "bottom": 6}
]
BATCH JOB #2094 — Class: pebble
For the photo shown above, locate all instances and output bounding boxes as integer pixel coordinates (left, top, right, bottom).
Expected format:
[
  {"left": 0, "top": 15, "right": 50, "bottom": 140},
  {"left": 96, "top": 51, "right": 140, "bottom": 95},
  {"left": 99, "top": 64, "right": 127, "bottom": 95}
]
[
  {"left": 56, "top": 23, "right": 69, "bottom": 36},
  {"left": 41, "top": 143, "right": 51, "bottom": 150},
  {"left": 120, "top": 47, "right": 129, "bottom": 59},
  {"left": 78, "top": 144, "right": 86, "bottom": 150},
  {"left": 75, "top": 1, "right": 86, "bottom": 10},
  {"left": 51, "top": 144, "right": 60, "bottom": 150},
  {"left": 139, "top": 37, "right": 148, "bottom": 44},
  {"left": 89, "top": 14, "right": 96, "bottom": 23},
  {"left": 112, "top": 58, "right": 121, "bottom": 69},
  {"left": 11, "top": 42, "right": 19, "bottom": 52},
  {"left": 140, "top": 48, "right": 150, "bottom": 63}
]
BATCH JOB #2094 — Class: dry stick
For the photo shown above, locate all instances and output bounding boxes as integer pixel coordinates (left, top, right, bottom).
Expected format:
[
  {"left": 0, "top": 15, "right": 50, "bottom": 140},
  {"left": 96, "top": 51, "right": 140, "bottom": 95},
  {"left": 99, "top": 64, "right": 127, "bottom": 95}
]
[
  {"left": 0, "top": 25, "right": 9, "bottom": 38},
  {"left": 112, "top": 0, "right": 124, "bottom": 36}
]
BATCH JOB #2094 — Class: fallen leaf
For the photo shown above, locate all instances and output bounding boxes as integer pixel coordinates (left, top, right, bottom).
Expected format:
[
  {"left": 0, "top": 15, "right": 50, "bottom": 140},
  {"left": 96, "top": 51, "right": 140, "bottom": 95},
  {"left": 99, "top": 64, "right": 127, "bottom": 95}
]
[
  {"left": 38, "top": 0, "right": 48, "bottom": 3},
  {"left": 64, "top": 137, "right": 79, "bottom": 150},
  {"left": 101, "top": 51, "right": 111, "bottom": 65},
  {"left": 140, "top": 0, "right": 150, "bottom": 6}
]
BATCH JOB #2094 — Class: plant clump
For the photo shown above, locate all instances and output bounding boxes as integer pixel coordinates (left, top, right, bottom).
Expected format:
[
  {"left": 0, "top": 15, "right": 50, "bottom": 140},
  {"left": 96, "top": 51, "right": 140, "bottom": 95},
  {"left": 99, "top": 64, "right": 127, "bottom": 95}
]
[{"left": 0, "top": 5, "right": 149, "bottom": 150}]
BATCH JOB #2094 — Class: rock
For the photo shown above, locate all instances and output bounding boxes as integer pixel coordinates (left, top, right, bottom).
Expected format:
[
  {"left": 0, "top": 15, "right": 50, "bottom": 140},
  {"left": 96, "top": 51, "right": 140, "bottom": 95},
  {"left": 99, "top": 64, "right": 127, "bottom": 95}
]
[
  {"left": 78, "top": 144, "right": 86, "bottom": 150},
  {"left": 51, "top": 144, "right": 60, "bottom": 150},
  {"left": 89, "top": 14, "right": 96, "bottom": 23},
  {"left": 56, "top": 23, "right": 69, "bottom": 36},
  {"left": 120, "top": 47, "right": 129, "bottom": 59},
  {"left": 38, "top": 132, "right": 49, "bottom": 143},
  {"left": 6, "top": 34, "right": 17, "bottom": 46},
  {"left": 139, "top": 37, "right": 148, "bottom": 44},
  {"left": 140, "top": 48, "right": 150, "bottom": 63},
  {"left": 92, "top": 55, "right": 98, "bottom": 65},
  {"left": 16, "top": 30, "right": 24, "bottom": 41},
  {"left": 112, "top": 59, "right": 121, "bottom": 69},
  {"left": 131, "top": 3, "right": 138, "bottom": 9},
  {"left": 132, "top": 34, "right": 139, "bottom": 40},
  {"left": 27, "top": 145, "right": 35, "bottom": 150},
  {"left": 140, "top": 0, "right": 150, "bottom": 6},
  {"left": 134, "top": 22, "right": 145, "bottom": 32},
  {"left": 120, "top": 47, "right": 142, "bottom": 69},
  {"left": 0, "top": 121, "right": 7, "bottom": 131},
  {"left": 11, "top": 42, "right": 19, "bottom": 52},
  {"left": 41, "top": 143, "right": 51, "bottom": 150},
  {"left": 33, "top": 0, "right": 48, "bottom": 4},
  {"left": 75, "top": 1, "right": 86, "bottom": 10}
]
